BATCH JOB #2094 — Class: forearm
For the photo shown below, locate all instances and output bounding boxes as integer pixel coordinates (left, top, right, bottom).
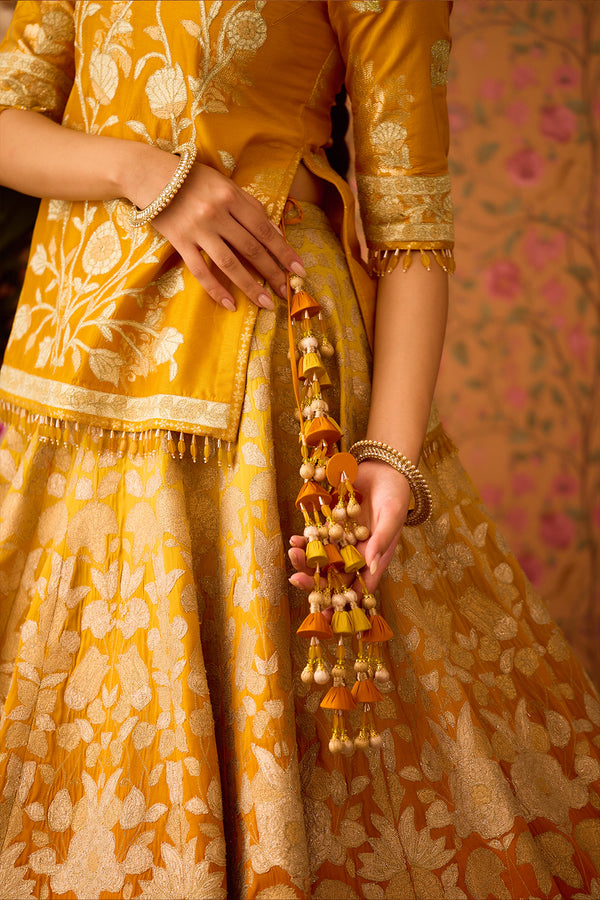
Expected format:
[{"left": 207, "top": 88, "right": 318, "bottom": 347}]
[
  {"left": 366, "top": 260, "right": 448, "bottom": 464},
  {"left": 0, "top": 109, "right": 175, "bottom": 208}
]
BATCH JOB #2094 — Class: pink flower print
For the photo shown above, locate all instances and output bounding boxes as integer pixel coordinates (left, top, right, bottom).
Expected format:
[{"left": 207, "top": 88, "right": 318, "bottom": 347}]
[
  {"left": 554, "top": 65, "right": 580, "bottom": 88},
  {"left": 568, "top": 323, "right": 589, "bottom": 367},
  {"left": 523, "top": 229, "right": 566, "bottom": 268},
  {"left": 541, "top": 279, "right": 567, "bottom": 306},
  {"left": 506, "top": 148, "right": 544, "bottom": 186},
  {"left": 505, "top": 385, "right": 529, "bottom": 409},
  {"left": 519, "top": 552, "right": 544, "bottom": 588},
  {"left": 540, "top": 511, "right": 576, "bottom": 549},
  {"left": 481, "top": 485, "right": 503, "bottom": 508},
  {"left": 551, "top": 473, "right": 578, "bottom": 498},
  {"left": 513, "top": 65, "right": 537, "bottom": 90},
  {"left": 506, "top": 101, "right": 530, "bottom": 127},
  {"left": 484, "top": 259, "right": 522, "bottom": 301},
  {"left": 448, "top": 102, "right": 470, "bottom": 134},
  {"left": 480, "top": 78, "right": 504, "bottom": 101},
  {"left": 504, "top": 507, "right": 529, "bottom": 533},
  {"left": 540, "top": 105, "right": 578, "bottom": 143},
  {"left": 512, "top": 472, "right": 535, "bottom": 495}
]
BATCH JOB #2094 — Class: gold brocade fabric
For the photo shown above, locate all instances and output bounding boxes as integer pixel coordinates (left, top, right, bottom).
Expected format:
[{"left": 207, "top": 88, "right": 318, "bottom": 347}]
[
  {"left": 0, "top": 206, "right": 600, "bottom": 899},
  {"left": 0, "top": 0, "right": 452, "bottom": 442}
]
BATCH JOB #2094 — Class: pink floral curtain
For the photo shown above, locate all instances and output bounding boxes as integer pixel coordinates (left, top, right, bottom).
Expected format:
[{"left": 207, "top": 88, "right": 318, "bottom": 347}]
[{"left": 437, "top": 0, "right": 600, "bottom": 684}]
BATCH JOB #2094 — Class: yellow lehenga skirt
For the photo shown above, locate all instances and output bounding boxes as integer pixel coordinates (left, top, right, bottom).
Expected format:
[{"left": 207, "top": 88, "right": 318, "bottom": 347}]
[{"left": 0, "top": 204, "right": 600, "bottom": 900}]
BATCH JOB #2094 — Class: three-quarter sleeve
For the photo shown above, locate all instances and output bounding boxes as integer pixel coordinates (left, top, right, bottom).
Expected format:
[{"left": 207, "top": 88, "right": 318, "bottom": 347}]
[
  {"left": 328, "top": 0, "right": 454, "bottom": 273},
  {"left": 0, "top": 0, "right": 75, "bottom": 121}
]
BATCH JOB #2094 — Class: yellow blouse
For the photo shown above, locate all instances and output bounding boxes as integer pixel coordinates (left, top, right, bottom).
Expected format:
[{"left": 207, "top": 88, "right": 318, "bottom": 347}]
[{"left": 0, "top": 0, "right": 453, "bottom": 443}]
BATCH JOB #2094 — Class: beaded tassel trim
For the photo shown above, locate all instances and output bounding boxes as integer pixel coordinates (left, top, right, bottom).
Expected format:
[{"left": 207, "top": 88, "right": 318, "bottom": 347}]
[
  {"left": 0, "top": 401, "right": 235, "bottom": 466},
  {"left": 368, "top": 246, "right": 455, "bottom": 277}
]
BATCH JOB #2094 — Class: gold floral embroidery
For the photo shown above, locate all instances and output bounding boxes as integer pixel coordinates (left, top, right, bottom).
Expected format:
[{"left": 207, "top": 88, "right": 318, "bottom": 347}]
[
  {"left": 357, "top": 173, "right": 454, "bottom": 247},
  {"left": 431, "top": 38, "right": 451, "bottom": 87}
]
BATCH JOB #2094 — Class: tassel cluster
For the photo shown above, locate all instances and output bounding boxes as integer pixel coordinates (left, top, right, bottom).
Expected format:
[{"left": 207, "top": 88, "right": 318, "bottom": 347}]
[
  {"left": 288, "top": 274, "right": 393, "bottom": 755},
  {"left": 0, "top": 401, "right": 234, "bottom": 465}
]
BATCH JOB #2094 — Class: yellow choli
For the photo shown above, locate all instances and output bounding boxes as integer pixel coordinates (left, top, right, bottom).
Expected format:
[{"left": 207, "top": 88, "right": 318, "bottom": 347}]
[{"left": 0, "top": 0, "right": 453, "bottom": 444}]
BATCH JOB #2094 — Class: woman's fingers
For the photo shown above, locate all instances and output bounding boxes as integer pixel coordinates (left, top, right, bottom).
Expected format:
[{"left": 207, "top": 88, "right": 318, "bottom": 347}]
[
  {"left": 154, "top": 164, "right": 306, "bottom": 309},
  {"left": 235, "top": 195, "right": 306, "bottom": 280}
]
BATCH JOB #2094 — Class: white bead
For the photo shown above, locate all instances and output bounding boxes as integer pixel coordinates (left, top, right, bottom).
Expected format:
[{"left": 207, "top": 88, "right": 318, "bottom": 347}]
[
  {"left": 375, "top": 667, "right": 390, "bottom": 683},
  {"left": 354, "top": 524, "right": 370, "bottom": 542},
  {"left": 301, "top": 666, "right": 314, "bottom": 684},
  {"left": 331, "top": 592, "right": 346, "bottom": 611},
  {"left": 299, "top": 335, "right": 318, "bottom": 352},
  {"left": 300, "top": 462, "right": 315, "bottom": 480},
  {"left": 332, "top": 506, "right": 347, "bottom": 523},
  {"left": 328, "top": 522, "right": 344, "bottom": 542},
  {"left": 314, "top": 465, "right": 327, "bottom": 482},
  {"left": 369, "top": 732, "right": 383, "bottom": 749},
  {"left": 342, "top": 739, "right": 354, "bottom": 756},
  {"left": 314, "top": 666, "right": 330, "bottom": 685},
  {"left": 347, "top": 499, "right": 361, "bottom": 518},
  {"left": 304, "top": 525, "right": 318, "bottom": 540},
  {"left": 329, "top": 738, "right": 343, "bottom": 754}
]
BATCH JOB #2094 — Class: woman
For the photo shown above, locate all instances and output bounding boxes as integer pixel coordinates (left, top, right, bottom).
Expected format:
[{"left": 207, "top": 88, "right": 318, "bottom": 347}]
[{"left": 0, "top": 2, "right": 599, "bottom": 898}]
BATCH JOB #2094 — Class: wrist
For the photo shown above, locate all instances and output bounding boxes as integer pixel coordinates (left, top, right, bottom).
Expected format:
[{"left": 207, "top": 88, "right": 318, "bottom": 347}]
[{"left": 118, "top": 142, "right": 179, "bottom": 210}]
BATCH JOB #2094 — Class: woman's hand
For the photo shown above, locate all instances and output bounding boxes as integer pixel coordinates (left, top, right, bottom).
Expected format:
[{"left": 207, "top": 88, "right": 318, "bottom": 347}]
[
  {"left": 288, "top": 461, "right": 411, "bottom": 595},
  {"left": 132, "top": 152, "right": 305, "bottom": 312}
]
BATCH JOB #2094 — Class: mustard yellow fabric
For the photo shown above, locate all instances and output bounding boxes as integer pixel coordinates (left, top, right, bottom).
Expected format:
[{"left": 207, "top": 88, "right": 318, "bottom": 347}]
[
  {"left": 1, "top": 205, "right": 600, "bottom": 899},
  {"left": 0, "top": 0, "right": 452, "bottom": 442}
]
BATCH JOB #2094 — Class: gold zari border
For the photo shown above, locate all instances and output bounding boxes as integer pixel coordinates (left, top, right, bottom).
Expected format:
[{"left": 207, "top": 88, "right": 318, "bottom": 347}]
[{"left": 0, "top": 365, "right": 230, "bottom": 433}]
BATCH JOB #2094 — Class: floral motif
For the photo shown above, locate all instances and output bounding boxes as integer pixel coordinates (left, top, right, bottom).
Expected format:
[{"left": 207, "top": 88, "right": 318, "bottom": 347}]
[{"left": 439, "top": 0, "right": 600, "bottom": 684}]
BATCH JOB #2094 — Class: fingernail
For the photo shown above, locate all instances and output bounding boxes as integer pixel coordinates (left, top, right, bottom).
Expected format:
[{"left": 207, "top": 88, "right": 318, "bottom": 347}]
[
  {"left": 258, "top": 292, "right": 274, "bottom": 310},
  {"left": 289, "top": 574, "right": 302, "bottom": 587},
  {"left": 290, "top": 261, "right": 307, "bottom": 278},
  {"left": 279, "top": 284, "right": 288, "bottom": 298},
  {"left": 369, "top": 553, "right": 381, "bottom": 576},
  {"left": 222, "top": 298, "right": 236, "bottom": 312}
]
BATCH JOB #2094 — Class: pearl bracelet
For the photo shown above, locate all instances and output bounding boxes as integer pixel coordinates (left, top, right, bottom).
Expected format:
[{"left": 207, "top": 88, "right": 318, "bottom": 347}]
[
  {"left": 349, "top": 439, "right": 432, "bottom": 527},
  {"left": 130, "top": 143, "right": 197, "bottom": 227}
]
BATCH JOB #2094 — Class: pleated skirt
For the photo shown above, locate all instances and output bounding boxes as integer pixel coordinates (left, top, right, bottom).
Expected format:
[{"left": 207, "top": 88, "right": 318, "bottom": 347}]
[{"left": 0, "top": 203, "right": 599, "bottom": 899}]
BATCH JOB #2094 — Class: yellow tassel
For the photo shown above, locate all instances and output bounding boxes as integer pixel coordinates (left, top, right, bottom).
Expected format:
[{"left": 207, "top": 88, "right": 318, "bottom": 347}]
[
  {"left": 340, "top": 544, "right": 366, "bottom": 573},
  {"left": 306, "top": 540, "right": 329, "bottom": 569},
  {"left": 178, "top": 431, "right": 186, "bottom": 459},
  {"left": 191, "top": 434, "right": 198, "bottom": 463},
  {"left": 167, "top": 430, "right": 176, "bottom": 458},
  {"left": 203, "top": 435, "right": 210, "bottom": 463}
]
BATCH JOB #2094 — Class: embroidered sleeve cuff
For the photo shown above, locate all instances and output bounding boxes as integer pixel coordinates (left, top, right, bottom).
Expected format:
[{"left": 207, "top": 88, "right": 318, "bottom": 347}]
[{"left": 357, "top": 172, "right": 454, "bottom": 249}]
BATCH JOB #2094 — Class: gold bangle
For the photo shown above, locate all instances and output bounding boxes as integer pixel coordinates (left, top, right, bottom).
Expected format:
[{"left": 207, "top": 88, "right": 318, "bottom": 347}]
[
  {"left": 349, "top": 439, "right": 432, "bottom": 527},
  {"left": 130, "top": 143, "right": 197, "bottom": 227}
]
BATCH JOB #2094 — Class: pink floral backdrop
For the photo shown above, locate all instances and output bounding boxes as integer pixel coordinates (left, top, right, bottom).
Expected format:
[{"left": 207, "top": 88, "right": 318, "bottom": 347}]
[{"left": 437, "top": 0, "right": 600, "bottom": 684}]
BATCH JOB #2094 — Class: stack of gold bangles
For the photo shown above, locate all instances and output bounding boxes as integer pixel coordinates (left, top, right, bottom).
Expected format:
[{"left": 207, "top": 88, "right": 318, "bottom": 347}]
[
  {"left": 349, "top": 439, "right": 432, "bottom": 527},
  {"left": 130, "top": 143, "right": 197, "bottom": 227}
]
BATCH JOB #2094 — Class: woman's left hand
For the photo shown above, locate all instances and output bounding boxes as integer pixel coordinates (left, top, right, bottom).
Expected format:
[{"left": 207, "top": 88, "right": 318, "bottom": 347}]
[{"left": 288, "top": 460, "right": 411, "bottom": 594}]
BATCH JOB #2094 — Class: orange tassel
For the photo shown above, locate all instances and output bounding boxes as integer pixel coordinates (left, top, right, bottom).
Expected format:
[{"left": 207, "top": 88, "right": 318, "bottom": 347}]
[
  {"left": 367, "top": 613, "right": 394, "bottom": 642},
  {"left": 304, "top": 415, "right": 343, "bottom": 448},
  {"left": 297, "top": 612, "right": 333, "bottom": 642},
  {"left": 351, "top": 678, "right": 384, "bottom": 704},
  {"left": 320, "top": 685, "right": 357, "bottom": 711}
]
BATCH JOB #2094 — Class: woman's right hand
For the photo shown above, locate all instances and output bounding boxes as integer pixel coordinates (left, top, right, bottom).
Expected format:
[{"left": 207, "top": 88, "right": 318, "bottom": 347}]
[{"left": 130, "top": 149, "right": 305, "bottom": 311}]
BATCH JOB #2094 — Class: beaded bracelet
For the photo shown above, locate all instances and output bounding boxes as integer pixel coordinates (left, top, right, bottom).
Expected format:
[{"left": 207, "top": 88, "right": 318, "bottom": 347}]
[
  {"left": 349, "top": 439, "right": 432, "bottom": 527},
  {"left": 130, "top": 143, "right": 197, "bottom": 227}
]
